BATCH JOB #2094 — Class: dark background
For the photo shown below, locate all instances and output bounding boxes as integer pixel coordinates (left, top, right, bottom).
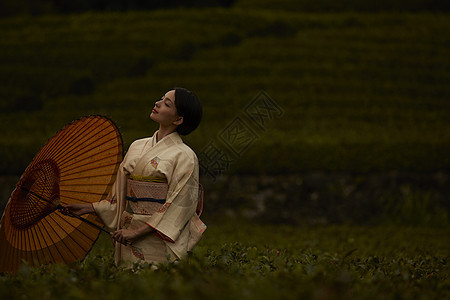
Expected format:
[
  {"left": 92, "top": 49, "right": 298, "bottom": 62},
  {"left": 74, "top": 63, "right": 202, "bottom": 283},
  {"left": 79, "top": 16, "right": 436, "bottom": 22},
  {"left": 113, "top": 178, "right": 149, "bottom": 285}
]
[{"left": 0, "top": 0, "right": 449, "bottom": 227}]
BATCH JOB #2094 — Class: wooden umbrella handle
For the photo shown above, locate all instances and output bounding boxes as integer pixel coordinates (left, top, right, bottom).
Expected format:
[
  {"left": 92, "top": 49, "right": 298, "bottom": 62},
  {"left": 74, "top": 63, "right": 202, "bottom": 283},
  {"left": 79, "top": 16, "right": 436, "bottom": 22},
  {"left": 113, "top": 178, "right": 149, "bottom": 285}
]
[{"left": 56, "top": 204, "right": 111, "bottom": 234}]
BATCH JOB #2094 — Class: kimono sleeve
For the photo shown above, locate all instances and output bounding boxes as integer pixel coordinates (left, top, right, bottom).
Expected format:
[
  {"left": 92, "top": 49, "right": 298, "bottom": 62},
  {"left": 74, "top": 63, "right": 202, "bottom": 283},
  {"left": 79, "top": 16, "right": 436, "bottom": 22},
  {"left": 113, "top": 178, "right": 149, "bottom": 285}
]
[
  {"left": 91, "top": 165, "right": 127, "bottom": 232},
  {"left": 91, "top": 139, "right": 146, "bottom": 231},
  {"left": 145, "top": 152, "right": 199, "bottom": 243}
]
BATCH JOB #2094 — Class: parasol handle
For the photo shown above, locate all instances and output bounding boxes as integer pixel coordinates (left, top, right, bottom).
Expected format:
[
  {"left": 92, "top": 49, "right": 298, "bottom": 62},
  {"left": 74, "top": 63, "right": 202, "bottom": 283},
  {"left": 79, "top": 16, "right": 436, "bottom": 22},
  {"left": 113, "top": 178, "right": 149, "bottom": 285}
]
[
  {"left": 19, "top": 186, "right": 111, "bottom": 234},
  {"left": 59, "top": 204, "right": 143, "bottom": 253},
  {"left": 20, "top": 186, "right": 139, "bottom": 251},
  {"left": 56, "top": 204, "right": 111, "bottom": 235}
]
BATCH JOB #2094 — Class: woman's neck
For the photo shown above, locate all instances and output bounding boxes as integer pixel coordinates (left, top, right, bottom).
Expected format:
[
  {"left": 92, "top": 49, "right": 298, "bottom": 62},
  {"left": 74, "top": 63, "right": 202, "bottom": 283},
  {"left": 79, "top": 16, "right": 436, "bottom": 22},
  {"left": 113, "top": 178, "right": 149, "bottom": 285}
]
[{"left": 156, "top": 126, "right": 176, "bottom": 143}]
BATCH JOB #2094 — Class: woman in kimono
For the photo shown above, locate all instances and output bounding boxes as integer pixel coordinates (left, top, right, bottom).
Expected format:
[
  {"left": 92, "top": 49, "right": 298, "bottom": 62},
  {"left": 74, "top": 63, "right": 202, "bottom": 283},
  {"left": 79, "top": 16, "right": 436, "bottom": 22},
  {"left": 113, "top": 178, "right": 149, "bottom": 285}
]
[{"left": 61, "top": 87, "right": 206, "bottom": 266}]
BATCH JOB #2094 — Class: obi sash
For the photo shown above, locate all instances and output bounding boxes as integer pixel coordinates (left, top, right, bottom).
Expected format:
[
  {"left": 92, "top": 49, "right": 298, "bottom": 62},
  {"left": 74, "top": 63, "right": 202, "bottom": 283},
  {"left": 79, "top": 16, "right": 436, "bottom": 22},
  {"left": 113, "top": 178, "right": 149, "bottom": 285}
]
[{"left": 126, "top": 176, "right": 168, "bottom": 215}]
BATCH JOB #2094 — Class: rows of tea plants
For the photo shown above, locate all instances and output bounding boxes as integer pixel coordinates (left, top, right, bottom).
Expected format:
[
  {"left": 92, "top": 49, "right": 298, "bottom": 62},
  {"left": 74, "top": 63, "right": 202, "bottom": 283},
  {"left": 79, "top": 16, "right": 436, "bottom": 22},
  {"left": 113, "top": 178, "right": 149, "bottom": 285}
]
[
  {"left": 234, "top": 0, "right": 450, "bottom": 12},
  {"left": 1, "top": 223, "right": 448, "bottom": 299},
  {"left": 1, "top": 10, "right": 449, "bottom": 175}
]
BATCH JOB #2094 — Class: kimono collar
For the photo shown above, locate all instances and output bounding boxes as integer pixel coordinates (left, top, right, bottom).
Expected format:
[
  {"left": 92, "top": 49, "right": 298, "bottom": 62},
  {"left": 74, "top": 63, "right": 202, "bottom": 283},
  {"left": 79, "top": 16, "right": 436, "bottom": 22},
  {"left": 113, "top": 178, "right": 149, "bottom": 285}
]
[{"left": 152, "top": 130, "right": 183, "bottom": 147}]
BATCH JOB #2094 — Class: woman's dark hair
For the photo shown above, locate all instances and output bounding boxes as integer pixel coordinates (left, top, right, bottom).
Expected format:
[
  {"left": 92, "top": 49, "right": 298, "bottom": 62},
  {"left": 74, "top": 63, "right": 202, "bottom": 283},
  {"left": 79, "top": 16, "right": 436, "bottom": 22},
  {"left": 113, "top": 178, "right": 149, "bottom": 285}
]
[{"left": 174, "top": 87, "right": 202, "bottom": 135}]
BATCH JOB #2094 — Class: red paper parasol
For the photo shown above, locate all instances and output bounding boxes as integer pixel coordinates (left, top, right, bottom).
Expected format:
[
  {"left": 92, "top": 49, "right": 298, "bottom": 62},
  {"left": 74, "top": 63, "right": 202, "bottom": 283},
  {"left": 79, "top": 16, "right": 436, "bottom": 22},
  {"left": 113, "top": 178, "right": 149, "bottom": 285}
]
[{"left": 0, "top": 115, "right": 123, "bottom": 274}]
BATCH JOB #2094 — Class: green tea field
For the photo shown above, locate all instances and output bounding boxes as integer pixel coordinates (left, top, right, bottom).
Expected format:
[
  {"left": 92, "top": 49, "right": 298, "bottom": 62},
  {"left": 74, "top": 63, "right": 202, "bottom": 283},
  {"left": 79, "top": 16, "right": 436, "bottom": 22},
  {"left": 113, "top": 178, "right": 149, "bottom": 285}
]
[
  {"left": 0, "top": 2, "right": 449, "bottom": 299},
  {"left": 1, "top": 224, "right": 448, "bottom": 299},
  {"left": 1, "top": 8, "right": 449, "bottom": 175}
]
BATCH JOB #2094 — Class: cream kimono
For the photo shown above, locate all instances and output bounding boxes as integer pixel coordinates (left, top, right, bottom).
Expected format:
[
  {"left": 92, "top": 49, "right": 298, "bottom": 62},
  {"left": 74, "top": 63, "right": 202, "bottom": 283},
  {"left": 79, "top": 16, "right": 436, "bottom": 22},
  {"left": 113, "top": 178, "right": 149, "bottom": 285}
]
[{"left": 92, "top": 131, "right": 206, "bottom": 266}]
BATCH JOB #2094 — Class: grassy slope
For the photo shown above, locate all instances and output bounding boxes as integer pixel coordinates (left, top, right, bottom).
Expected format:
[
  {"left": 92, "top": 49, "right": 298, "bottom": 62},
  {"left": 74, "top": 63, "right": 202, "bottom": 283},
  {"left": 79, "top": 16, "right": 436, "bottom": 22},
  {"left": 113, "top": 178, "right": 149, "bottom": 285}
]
[{"left": 0, "top": 9, "right": 449, "bottom": 174}]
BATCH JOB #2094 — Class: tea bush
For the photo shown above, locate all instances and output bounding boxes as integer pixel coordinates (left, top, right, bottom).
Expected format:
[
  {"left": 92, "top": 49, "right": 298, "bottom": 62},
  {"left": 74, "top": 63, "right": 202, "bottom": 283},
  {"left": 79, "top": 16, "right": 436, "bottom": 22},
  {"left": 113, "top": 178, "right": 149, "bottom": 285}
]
[
  {"left": 0, "top": 11, "right": 449, "bottom": 175},
  {"left": 1, "top": 224, "right": 448, "bottom": 299}
]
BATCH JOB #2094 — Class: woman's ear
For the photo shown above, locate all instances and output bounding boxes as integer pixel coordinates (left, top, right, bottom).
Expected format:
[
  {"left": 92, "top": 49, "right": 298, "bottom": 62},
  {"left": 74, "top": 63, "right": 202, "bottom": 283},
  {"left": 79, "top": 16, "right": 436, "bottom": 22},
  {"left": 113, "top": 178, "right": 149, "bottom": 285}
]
[{"left": 173, "top": 116, "right": 183, "bottom": 126}]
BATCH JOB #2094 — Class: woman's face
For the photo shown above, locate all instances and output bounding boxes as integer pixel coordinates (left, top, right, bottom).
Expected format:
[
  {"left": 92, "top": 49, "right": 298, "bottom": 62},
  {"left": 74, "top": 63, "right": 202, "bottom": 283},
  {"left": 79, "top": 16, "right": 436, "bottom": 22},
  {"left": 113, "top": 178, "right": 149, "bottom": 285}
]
[{"left": 150, "top": 90, "right": 182, "bottom": 127}]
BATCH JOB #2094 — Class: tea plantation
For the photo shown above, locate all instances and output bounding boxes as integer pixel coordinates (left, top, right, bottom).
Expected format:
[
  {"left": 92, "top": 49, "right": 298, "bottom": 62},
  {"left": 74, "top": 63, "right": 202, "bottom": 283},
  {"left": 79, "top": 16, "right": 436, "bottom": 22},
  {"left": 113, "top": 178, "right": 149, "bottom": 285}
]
[
  {"left": 1, "top": 224, "right": 449, "bottom": 299},
  {"left": 0, "top": 8, "right": 449, "bottom": 174},
  {"left": 0, "top": 2, "right": 449, "bottom": 299}
]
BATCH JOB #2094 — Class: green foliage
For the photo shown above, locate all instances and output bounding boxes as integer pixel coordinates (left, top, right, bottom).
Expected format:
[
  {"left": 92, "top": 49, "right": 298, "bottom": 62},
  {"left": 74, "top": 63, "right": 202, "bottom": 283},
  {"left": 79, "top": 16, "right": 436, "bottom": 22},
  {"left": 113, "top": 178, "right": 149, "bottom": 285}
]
[
  {"left": 0, "top": 10, "right": 449, "bottom": 175},
  {"left": 0, "top": 9, "right": 450, "bottom": 174},
  {"left": 0, "top": 224, "right": 448, "bottom": 299},
  {"left": 200, "top": 173, "right": 449, "bottom": 227},
  {"left": 0, "top": 7, "right": 447, "bottom": 298},
  {"left": 235, "top": 0, "right": 450, "bottom": 12}
]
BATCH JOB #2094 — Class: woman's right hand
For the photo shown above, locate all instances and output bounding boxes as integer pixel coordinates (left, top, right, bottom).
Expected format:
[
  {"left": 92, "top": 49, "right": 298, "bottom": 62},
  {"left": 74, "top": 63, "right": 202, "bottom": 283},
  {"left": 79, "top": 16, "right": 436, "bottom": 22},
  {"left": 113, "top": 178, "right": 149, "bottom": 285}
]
[{"left": 59, "top": 203, "right": 95, "bottom": 216}]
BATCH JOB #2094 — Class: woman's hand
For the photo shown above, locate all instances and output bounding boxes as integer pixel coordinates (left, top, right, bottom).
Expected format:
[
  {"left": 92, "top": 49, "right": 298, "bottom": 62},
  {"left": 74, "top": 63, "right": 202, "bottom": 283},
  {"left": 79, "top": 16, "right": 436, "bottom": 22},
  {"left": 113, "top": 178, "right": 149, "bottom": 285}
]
[
  {"left": 112, "top": 225, "right": 155, "bottom": 245},
  {"left": 111, "top": 229, "right": 138, "bottom": 245},
  {"left": 59, "top": 203, "right": 95, "bottom": 216}
]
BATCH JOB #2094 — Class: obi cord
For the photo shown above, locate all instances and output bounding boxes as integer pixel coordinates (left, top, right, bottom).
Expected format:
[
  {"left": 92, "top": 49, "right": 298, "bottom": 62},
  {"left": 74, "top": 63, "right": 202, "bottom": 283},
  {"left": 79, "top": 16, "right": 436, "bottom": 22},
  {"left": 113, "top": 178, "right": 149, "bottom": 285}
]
[{"left": 126, "top": 176, "right": 169, "bottom": 215}]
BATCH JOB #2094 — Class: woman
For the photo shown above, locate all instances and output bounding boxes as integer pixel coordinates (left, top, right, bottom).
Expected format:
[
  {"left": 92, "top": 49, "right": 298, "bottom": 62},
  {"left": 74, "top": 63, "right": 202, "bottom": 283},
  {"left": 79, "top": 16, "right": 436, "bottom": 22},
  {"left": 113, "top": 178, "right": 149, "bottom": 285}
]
[{"left": 61, "top": 87, "right": 206, "bottom": 266}]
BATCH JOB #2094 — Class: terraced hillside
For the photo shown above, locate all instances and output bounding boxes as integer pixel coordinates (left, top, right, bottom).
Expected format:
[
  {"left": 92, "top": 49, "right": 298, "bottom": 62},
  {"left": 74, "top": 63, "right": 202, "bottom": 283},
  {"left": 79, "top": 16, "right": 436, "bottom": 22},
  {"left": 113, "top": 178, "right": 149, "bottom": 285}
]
[{"left": 0, "top": 9, "right": 449, "bottom": 174}]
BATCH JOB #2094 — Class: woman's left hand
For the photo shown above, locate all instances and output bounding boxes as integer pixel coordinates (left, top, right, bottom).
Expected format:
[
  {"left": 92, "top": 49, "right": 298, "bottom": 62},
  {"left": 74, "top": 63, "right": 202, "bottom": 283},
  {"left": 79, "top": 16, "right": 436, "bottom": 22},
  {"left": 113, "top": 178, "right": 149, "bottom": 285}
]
[{"left": 111, "top": 229, "right": 139, "bottom": 245}]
